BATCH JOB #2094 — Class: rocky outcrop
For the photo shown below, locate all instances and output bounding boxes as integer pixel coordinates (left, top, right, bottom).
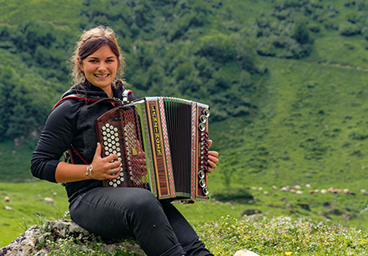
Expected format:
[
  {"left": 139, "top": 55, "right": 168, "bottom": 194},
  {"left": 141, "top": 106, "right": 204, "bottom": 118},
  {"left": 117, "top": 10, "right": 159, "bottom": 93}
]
[{"left": 0, "top": 220, "right": 144, "bottom": 256}]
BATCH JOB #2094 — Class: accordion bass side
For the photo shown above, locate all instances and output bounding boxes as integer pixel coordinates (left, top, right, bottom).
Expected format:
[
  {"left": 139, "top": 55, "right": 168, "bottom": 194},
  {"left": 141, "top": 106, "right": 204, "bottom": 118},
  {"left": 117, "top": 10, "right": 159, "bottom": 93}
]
[{"left": 95, "top": 97, "right": 210, "bottom": 201}]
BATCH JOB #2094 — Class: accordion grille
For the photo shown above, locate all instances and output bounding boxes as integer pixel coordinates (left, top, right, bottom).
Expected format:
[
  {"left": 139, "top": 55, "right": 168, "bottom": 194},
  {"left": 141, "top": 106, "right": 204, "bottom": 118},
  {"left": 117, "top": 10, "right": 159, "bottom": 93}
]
[{"left": 164, "top": 99, "right": 192, "bottom": 195}]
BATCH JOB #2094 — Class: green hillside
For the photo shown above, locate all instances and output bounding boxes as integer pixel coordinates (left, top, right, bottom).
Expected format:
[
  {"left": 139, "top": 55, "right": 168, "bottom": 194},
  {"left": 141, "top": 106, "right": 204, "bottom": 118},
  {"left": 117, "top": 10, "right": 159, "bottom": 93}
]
[{"left": 2, "top": 0, "right": 368, "bottom": 249}]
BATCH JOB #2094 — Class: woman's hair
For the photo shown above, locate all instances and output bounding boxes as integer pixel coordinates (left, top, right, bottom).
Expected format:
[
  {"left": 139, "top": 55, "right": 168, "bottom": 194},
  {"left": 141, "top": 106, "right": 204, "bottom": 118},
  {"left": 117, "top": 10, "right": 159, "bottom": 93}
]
[{"left": 70, "top": 26, "right": 125, "bottom": 88}]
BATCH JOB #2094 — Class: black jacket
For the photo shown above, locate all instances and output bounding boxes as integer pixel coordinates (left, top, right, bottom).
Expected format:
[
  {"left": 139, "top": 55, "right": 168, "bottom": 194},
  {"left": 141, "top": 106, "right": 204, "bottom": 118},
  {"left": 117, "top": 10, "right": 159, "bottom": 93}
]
[{"left": 31, "top": 81, "right": 138, "bottom": 202}]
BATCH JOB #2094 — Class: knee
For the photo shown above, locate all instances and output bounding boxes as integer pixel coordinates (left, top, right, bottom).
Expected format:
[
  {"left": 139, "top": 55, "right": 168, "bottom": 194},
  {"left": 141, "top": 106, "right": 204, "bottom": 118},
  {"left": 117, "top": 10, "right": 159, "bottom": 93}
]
[{"left": 126, "top": 188, "right": 161, "bottom": 213}]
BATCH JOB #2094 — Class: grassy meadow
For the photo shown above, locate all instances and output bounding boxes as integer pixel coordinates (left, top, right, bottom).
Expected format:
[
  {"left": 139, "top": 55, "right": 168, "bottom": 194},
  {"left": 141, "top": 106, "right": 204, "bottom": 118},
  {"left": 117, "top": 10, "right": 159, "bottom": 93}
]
[
  {"left": 3, "top": 50, "right": 368, "bottom": 249},
  {"left": 0, "top": 181, "right": 69, "bottom": 247},
  {"left": 3, "top": 0, "right": 368, "bottom": 254},
  {"left": 3, "top": 35, "right": 368, "bottom": 249}
]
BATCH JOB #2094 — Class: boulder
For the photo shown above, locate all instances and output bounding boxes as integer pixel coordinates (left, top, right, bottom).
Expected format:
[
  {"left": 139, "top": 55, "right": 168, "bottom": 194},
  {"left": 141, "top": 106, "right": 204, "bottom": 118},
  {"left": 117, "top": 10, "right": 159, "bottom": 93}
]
[{"left": 0, "top": 220, "right": 144, "bottom": 256}]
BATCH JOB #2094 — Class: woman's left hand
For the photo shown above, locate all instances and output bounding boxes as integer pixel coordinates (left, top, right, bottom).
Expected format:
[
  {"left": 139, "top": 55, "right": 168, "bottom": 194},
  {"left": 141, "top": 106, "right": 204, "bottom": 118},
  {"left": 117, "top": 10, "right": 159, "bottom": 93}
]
[{"left": 207, "top": 140, "right": 219, "bottom": 173}]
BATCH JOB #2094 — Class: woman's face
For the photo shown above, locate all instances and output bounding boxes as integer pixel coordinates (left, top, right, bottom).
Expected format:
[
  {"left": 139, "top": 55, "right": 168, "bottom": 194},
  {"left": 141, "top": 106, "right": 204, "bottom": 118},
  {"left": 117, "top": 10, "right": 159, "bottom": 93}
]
[{"left": 79, "top": 45, "right": 118, "bottom": 93}]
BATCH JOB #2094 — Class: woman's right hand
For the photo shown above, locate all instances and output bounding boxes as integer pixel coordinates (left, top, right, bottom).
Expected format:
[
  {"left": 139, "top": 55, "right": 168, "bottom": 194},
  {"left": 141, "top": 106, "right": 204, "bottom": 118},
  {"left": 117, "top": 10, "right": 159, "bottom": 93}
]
[{"left": 90, "top": 142, "right": 121, "bottom": 180}]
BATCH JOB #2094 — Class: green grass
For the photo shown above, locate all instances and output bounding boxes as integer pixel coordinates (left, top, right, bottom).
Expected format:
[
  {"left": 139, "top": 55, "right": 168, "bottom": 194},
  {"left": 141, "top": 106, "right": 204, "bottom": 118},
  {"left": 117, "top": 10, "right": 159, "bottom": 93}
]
[
  {"left": 0, "top": 140, "right": 36, "bottom": 182},
  {"left": 196, "top": 215, "right": 368, "bottom": 255},
  {"left": 0, "top": 181, "right": 69, "bottom": 247},
  {"left": 207, "top": 52, "right": 368, "bottom": 233},
  {"left": 307, "top": 34, "right": 368, "bottom": 68}
]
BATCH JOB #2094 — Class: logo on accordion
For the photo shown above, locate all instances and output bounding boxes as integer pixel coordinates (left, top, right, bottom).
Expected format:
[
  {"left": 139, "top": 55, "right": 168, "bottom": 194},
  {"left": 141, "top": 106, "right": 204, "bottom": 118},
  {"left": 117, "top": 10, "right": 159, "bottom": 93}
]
[{"left": 150, "top": 105, "right": 163, "bottom": 156}]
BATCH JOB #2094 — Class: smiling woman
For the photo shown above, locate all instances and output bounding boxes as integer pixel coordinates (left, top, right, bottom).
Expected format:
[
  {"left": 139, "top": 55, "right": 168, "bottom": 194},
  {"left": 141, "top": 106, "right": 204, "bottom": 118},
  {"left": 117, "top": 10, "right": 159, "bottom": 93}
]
[{"left": 30, "top": 25, "right": 219, "bottom": 256}]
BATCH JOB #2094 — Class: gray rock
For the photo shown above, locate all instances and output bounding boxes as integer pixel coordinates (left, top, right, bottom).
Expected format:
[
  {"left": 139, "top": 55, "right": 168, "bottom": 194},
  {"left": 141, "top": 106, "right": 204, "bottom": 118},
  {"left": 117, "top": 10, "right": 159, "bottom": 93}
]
[{"left": 0, "top": 219, "right": 145, "bottom": 256}]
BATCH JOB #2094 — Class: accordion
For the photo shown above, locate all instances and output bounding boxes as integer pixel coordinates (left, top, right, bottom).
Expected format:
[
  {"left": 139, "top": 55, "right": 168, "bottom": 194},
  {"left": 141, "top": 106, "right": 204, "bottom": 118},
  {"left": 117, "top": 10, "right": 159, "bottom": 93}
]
[{"left": 95, "top": 97, "right": 210, "bottom": 201}]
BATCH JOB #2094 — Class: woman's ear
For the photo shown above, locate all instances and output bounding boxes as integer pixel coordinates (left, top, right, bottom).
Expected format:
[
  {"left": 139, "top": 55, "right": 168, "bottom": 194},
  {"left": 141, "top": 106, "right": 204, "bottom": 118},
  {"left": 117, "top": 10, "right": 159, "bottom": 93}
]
[{"left": 77, "top": 57, "right": 84, "bottom": 72}]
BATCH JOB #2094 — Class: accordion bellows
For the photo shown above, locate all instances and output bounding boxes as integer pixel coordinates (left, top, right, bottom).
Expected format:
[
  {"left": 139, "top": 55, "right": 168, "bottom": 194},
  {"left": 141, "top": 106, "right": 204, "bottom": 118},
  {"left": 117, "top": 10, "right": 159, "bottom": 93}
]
[{"left": 95, "top": 97, "right": 210, "bottom": 201}]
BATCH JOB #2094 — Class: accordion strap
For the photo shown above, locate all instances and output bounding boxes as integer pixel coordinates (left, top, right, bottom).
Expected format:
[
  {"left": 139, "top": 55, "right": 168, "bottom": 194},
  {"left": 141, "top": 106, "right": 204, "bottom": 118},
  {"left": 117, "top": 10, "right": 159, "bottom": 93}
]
[
  {"left": 122, "top": 89, "right": 133, "bottom": 103},
  {"left": 53, "top": 94, "right": 119, "bottom": 109},
  {"left": 56, "top": 91, "right": 135, "bottom": 164}
]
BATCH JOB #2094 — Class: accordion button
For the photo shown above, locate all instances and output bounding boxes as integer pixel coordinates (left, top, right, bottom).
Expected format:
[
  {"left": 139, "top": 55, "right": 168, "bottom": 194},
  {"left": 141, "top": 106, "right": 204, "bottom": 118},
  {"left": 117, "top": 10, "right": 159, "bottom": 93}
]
[
  {"left": 199, "top": 115, "right": 206, "bottom": 123},
  {"left": 118, "top": 157, "right": 122, "bottom": 161},
  {"left": 203, "top": 108, "right": 210, "bottom": 117},
  {"left": 113, "top": 184, "right": 117, "bottom": 187},
  {"left": 199, "top": 123, "right": 205, "bottom": 132},
  {"left": 102, "top": 126, "right": 106, "bottom": 130},
  {"left": 199, "top": 179, "right": 206, "bottom": 188},
  {"left": 103, "top": 131, "right": 107, "bottom": 136},
  {"left": 116, "top": 142, "right": 120, "bottom": 146},
  {"left": 117, "top": 152, "right": 121, "bottom": 156},
  {"left": 115, "top": 138, "right": 119, "bottom": 142},
  {"left": 117, "top": 147, "right": 121, "bottom": 151},
  {"left": 109, "top": 181, "right": 113, "bottom": 186},
  {"left": 117, "top": 180, "right": 121, "bottom": 185},
  {"left": 198, "top": 170, "right": 205, "bottom": 179},
  {"left": 113, "top": 151, "right": 117, "bottom": 154},
  {"left": 114, "top": 127, "right": 118, "bottom": 132},
  {"left": 106, "top": 123, "right": 110, "bottom": 127}
]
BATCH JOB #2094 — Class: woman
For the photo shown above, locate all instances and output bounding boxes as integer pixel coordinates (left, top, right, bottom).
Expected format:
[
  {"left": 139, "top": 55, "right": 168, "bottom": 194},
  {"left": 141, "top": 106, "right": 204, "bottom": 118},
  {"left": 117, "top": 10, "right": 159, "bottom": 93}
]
[{"left": 31, "top": 26, "right": 219, "bottom": 256}]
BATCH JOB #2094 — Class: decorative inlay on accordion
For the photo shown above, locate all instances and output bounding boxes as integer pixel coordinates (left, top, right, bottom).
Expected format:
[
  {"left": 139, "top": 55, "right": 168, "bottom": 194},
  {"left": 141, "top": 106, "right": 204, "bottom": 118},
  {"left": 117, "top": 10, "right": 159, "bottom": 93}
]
[{"left": 95, "top": 97, "right": 210, "bottom": 201}]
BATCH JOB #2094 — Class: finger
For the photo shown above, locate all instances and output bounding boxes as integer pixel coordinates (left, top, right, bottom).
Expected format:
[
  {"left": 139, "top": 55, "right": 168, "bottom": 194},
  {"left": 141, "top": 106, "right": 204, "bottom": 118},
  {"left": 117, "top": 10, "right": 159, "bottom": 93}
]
[
  {"left": 208, "top": 139, "right": 213, "bottom": 148},
  {"left": 105, "top": 153, "right": 120, "bottom": 162},
  {"left": 109, "top": 167, "right": 120, "bottom": 177},
  {"left": 136, "top": 140, "right": 145, "bottom": 153},
  {"left": 207, "top": 160, "right": 217, "bottom": 169},
  {"left": 207, "top": 167, "right": 213, "bottom": 173},
  {"left": 109, "top": 160, "right": 121, "bottom": 169},
  {"left": 94, "top": 142, "right": 102, "bottom": 158},
  {"left": 208, "top": 151, "right": 219, "bottom": 158},
  {"left": 208, "top": 155, "right": 219, "bottom": 164}
]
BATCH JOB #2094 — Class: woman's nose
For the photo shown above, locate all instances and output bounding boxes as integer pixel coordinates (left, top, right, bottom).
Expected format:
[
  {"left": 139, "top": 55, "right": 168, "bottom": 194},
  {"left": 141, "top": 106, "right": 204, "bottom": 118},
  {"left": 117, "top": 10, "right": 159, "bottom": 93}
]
[{"left": 98, "top": 62, "right": 106, "bottom": 71}]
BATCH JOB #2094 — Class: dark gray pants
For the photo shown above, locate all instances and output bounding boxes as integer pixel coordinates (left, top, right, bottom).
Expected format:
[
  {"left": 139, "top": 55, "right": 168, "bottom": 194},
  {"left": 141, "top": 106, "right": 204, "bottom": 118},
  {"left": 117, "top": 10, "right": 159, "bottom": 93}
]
[{"left": 69, "top": 187, "right": 213, "bottom": 256}]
